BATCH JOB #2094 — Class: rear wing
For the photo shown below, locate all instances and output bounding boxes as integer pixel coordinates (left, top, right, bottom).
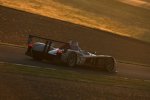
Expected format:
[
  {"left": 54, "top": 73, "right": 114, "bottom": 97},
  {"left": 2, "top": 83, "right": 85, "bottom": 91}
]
[
  {"left": 27, "top": 35, "right": 69, "bottom": 44},
  {"left": 27, "top": 35, "right": 70, "bottom": 53}
]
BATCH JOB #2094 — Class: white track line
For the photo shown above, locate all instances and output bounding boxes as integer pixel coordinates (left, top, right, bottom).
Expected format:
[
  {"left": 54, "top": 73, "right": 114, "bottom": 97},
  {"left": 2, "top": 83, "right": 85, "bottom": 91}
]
[
  {"left": 0, "top": 42, "right": 25, "bottom": 48},
  {"left": 117, "top": 60, "right": 150, "bottom": 67},
  {"left": 0, "top": 61, "right": 57, "bottom": 70}
]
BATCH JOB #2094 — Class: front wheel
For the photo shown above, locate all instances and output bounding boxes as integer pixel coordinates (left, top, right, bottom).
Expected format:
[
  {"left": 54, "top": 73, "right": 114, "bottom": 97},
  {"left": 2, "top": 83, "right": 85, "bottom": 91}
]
[
  {"left": 67, "top": 52, "right": 77, "bottom": 67},
  {"left": 105, "top": 58, "right": 116, "bottom": 73}
]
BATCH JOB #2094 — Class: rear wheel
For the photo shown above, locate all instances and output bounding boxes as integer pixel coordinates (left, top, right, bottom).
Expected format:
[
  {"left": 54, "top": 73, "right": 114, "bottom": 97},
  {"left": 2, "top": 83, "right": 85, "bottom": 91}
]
[
  {"left": 33, "top": 55, "right": 42, "bottom": 61},
  {"left": 32, "top": 50, "right": 42, "bottom": 61},
  {"left": 67, "top": 52, "right": 77, "bottom": 67}
]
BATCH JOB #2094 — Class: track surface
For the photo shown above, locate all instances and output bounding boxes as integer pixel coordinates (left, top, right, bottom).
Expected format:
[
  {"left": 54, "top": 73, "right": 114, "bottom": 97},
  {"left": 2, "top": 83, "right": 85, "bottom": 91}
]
[
  {"left": 0, "top": 44, "right": 150, "bottom": 80},
  {"left": 0, "top": 5, "right": 150, "bottom": 65}
]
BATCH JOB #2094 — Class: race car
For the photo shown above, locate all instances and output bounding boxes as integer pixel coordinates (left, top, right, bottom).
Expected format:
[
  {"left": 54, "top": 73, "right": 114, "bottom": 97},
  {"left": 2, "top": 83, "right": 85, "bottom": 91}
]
[{"left": 25, "top": 35, "right": 117, "bottom": 73}]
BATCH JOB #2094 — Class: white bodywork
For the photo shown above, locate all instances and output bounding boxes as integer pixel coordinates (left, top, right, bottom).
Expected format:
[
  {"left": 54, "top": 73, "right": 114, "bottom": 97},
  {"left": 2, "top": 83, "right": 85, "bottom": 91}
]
[{"left": 31, "top": 42, "right": 117, "bottom": 72}]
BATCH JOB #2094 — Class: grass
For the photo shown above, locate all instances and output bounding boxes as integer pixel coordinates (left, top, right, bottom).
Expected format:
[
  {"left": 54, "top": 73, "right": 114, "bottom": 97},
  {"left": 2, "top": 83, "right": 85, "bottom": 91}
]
[
  {"left": 0, "top": 0, "right": 150, "bottom": 42},
  {"left": 1, "top": 62, "right": 150, "bottom": 90},
  {"left": 0, "top": 62, "right": 150, "bottom": 99}
]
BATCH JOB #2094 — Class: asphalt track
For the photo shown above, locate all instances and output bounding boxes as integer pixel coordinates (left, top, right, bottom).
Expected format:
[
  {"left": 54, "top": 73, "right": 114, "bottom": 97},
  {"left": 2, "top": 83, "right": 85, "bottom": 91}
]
[{"left": 0, "top": 44, "right": 150, "bottom": 80}]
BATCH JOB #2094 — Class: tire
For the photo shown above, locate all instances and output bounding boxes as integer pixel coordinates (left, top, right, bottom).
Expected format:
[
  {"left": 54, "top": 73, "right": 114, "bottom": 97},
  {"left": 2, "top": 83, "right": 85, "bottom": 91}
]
[
  {"left": 105, "top": 58, "right": 116, "bottom": 73},
  {"left": 32, "top": 50, "right": 42, "bottom": 61},
  {"left": 33, "top": 55, "right": 42, "bottom": 61},
  {"left": 67, "top": 52, "right": 77, "bottom": 67}
]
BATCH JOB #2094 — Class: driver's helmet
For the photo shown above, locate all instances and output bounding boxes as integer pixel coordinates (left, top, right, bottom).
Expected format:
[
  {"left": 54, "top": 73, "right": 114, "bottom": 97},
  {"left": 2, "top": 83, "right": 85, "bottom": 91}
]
[{"left": 69, "top": 40, "right": 80, "bottom": 51}]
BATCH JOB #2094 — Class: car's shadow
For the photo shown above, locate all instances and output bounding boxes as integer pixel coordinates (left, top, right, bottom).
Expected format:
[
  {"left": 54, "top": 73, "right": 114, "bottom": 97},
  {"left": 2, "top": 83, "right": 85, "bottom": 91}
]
[{"left": 25, "top": 57, "right": 117, "bottom": 76}]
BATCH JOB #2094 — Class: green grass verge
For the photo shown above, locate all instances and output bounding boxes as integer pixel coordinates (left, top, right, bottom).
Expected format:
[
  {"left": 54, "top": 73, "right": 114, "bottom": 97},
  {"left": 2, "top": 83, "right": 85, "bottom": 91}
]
[{"left": 0, "top": 62, "right": 150, "bottom": 91}]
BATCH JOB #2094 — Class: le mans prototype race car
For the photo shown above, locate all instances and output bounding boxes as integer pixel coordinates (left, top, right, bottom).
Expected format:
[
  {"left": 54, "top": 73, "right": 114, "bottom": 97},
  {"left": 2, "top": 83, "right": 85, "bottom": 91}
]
[{"left": 25, "top": 35, "right": 117, "bottom": 73}]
